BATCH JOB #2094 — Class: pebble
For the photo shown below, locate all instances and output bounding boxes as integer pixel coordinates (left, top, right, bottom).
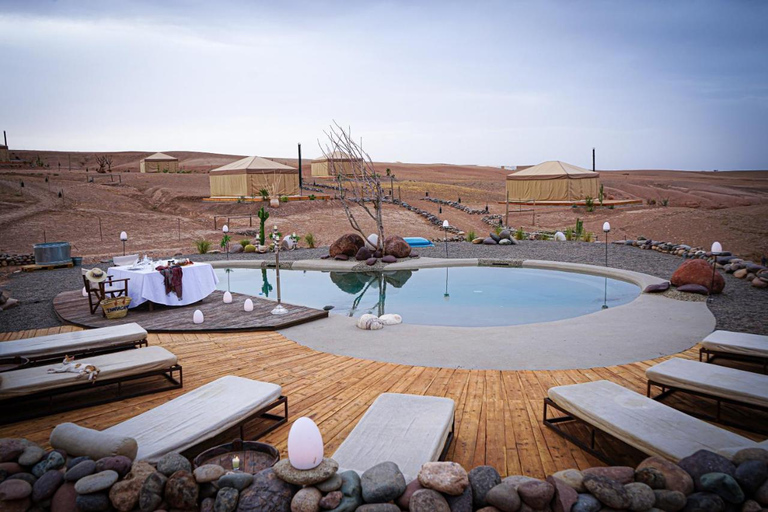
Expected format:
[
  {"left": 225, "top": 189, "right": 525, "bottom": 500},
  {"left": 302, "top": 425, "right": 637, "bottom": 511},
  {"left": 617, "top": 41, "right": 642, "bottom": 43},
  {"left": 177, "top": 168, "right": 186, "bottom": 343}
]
[
  {"left": 583, "top": 474, "right": 630, "bottom": 509},
  {"left": 32, "top": 451, "right": 65, "bottom": 477},
  {"left": 362, "top": 461, "right": 406, "bottom": 503},
  {"left": 734, "top": 460, "right": 768, "bottom": 494},
  {"left": 236, "top": 468, "right": 295, "bottom": 512},
  {"left": 635, "top": 467, "right": 667, "bottom": 489},
  {"left": 217, "top": 472, "right": 254, "bottom": 491},
  {"left": 636, "top": 456, "right": 694, "bottom": 495},
  {"left": 329, "top": 470, "right": 363, "bottom": 512},
  {"left": 733, "top": 449, "right": 768, "bottom": 466},
  {"left": 485, "top": 482, "right": 520, "bottom": 512},
  {"left": 95, "top": 455, "right": 132, "bottom": 478},
  {"left": 699, "top": 472, "right": 745, "bottom": 504},
  {"left": 215, "top": 486, "right": 238, "bottom": 512},
  {"left": 572, "top": 492, "right": 602, "bottom": 512},
  {"left": 194, "top": 464, "right": 227, "bottom": 483},
  {"left": 139, "top": 472, "right": 167, "bottom": 512},
  {"left": 682, "top": 491, "right": 725, "bottom": 512},
  {"left": 548, "top": 475, "right": 578, "bottom": 512},
  {"left": 32, "top": 470, "right": 64, "bottom": 503},
  {"left": 677, "top": 450, "right": 735, "bottom": 491},
  {"left": 66, "top": 456, "right": 91, "bottom": 470},
  {"left": 517, "top": 479, "right": 555, "bottom": 509},
  {"left": 355, "top": 505, "right": 400, "bottom": 512},
  {"left": 156, "top": 452, "right": 191, "bottom": 476},
  {"left": 410, "top": 488, "right": 450, "bottom": 512},
  {"left": 552, "top": 469, "right": 585, "bottom": 492},
  {"left": 164, "top": 469, "right": 198, "bottom": 510},
  {"left": 418, "top": 461, "right": 469, "bottom": 496},
  {"left": 0, "top": 479, "right": 32, "bottom": 500},
  {"left": 0, "top": 440, "right": 25, "bottom": 463},
  {"left": 273, "top": 457, "right": 338, "bottom": 486},
  {"left": 290, "top": 486, "right": 321, "bottom": 512},
  {"left": 624, "top": 482, "right": 656, "bottom": 511},
  {"left": 5, "top": 473, "right": 36, "bottom": 485},
  {"left": 319, "top": 490, "right": 342, "bottom": 509},
  {"left": 201, "top": 496, "right": 215, "bottom": 512},
  {"left": 18, "top": 446, "right": 46, "bottom": 467},
  {"left": 51, "top": 482, "right": 77, "bottom": 512},
  {"left": 108, "top": 460, "right": 155, "bottom": 512},
  {"left": 0, "top": 462, "right": 22, "bottom": 477},
  {"left": 653, "top": 489, "right": 686, "bottom": 511},
  {"left": 74, "top": 470, "right": 118, "bottom": 494},
  {"left": 468, "top": 465, "right": 501, "bottom": 508},
  {"left": 316, "top": 473, "right": 343, "bottom": 493},
  {"left": 445, "top": 483, "right": 474, "bottom": 512},
  {"left": 64, "top": 459, "right": 97, "bottom": 482},
  {"left": 75, "top": 492, "right": 110, "bottom": 512}
]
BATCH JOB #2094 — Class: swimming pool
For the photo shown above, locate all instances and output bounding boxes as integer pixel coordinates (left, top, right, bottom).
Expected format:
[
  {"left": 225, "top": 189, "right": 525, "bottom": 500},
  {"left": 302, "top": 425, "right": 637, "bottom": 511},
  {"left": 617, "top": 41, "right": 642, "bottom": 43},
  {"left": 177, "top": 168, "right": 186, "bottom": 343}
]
[{"left": 215, "top": 266, "right": 640, "bottom": 327}]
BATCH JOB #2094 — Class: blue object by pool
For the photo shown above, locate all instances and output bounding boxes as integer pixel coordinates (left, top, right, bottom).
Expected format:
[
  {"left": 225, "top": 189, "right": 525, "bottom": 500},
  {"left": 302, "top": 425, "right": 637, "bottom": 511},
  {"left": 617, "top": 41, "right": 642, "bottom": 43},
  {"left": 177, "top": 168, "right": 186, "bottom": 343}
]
[
  {"left": 403, "top": 237, "right": 434, "bottom": 247},
  {"left": 216, "top": 266, "right": 639, "bottom": 327}
]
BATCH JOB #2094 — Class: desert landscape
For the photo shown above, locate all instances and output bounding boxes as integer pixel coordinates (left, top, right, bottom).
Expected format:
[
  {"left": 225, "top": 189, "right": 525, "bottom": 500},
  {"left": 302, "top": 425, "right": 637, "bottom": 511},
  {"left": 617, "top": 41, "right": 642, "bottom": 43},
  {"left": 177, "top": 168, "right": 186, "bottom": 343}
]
[{"left": 1, "top": 149, "right": 766, "bottom": 266}]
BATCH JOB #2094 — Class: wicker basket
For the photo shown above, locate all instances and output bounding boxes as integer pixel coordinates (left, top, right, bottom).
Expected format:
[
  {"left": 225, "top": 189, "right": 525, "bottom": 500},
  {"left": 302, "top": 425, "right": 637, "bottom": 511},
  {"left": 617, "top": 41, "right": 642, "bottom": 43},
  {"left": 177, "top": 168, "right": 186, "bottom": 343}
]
[{"left": 100, "top": 296, "right": 131, "bottom": 319}]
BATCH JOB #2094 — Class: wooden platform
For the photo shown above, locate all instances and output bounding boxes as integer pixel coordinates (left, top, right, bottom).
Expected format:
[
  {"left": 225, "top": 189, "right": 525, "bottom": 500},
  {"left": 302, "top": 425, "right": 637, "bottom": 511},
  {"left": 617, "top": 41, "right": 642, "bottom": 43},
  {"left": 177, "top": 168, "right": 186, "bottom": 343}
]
[
  {"left": 53, "top": 290, "right": 328, "bottom": 332},
  {"left": 1, "top": 327, "right": 763, "bottom": 478},
  {"left": 22, "top": 262, "right": 74, "bottom": 272}
]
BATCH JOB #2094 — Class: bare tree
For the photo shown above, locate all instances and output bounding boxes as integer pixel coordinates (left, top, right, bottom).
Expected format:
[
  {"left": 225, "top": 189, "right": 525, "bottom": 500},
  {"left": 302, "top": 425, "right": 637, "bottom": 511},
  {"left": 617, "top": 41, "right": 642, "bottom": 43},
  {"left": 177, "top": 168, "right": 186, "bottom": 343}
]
[
  {"left": 319, "top": 123, "right": 385, "bottom": 251},
  {"left": 95, "top": 155, "right": 113, "bottom": 173}
]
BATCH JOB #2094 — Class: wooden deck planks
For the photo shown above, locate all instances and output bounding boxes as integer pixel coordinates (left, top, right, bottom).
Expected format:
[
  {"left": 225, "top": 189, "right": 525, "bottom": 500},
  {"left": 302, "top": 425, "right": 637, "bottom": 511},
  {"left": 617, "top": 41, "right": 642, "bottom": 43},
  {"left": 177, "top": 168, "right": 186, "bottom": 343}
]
[{"left": 1, "top": 327, "right": 764, "bottom": 479}]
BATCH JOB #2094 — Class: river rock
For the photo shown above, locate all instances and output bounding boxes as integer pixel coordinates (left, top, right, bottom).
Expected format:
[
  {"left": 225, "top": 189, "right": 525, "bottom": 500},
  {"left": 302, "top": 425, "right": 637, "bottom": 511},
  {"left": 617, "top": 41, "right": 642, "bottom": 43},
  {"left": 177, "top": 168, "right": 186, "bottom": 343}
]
[
  {"left": 329, "top": 234, "right": 365, "bottom": 258},
  {"left": 380, "top": 255, "right": 396, "bottom": 263},
  {"left": 200, "top": 482, "right": 219, "bottom": 500},
  {"left": 33, "top": 451, "right": 65, "bottom": 477},
  {"left": 273, "top": 458, "right": 338, "bottom": 486},
  {"left": 676, "top": 283, "right": 710, "bottom": 295},
  {"left": 215, "top": 487, "right": 239, "bottom": 512},
  {"left": 625, "top": 482, "right": 655, "bottom": 511},
  {"left": 0, "top": 479, "right": 32, "bottom": 500},
  {"left": 355, "top": 247, "right": 372, "bottom": 261},
  {"left": 32, "top": 470, "right": 64, "bottom": 503},
  {"left": 583, "top": 474, "right": 630, "bottom": 509},
  {"left": 501, "top": 475, "right": 539, "bottom": 490},
  {"left": 218, "top": 472, "right": 254, "bottom": 491},
  {"left": 743, "top": 499, "right": 762, "bottom": 512},
  {"left": 6, "top": 473, "right": 36, "bottom": 485},
  {"left": 201, "top": 496, "right": 215, "bottom": 512},
  {"left": 653, "top": 489, "right": 686, "bottom": 511},
  {"left": 236, "top": 467, "right": 296, "bottom": 512},
  {"left": 757, "top": 479, "right": 768, "bottom": 506},
  {"left": 165, "top": 469, "right": 198, "bottom": 509},
  {"left": 75, "top": 492, "right": 110, "bottom": 512},
  {"left": 194, "top": 464, "right": 227, "bottom": 484},
  {"left": 483, "top": 237, "right": 498, "bottom": 245},
  {"left": 469, "top": 465, "right": 501, "bottom": 508},
  {"left": 670, "top": 259, "right": 724, "bottom": 293},
  {"left": 156, "top": 452, "right": 191, "bottom": 476},
  {"left": 636, "top": 467, "right": 667, "bottom": 489},
  {"left": 51, "top": 482, "right": 77, "bottom": 512},
  {"left": 678, "top": 450, "right": 735, "bottom": 490},
  {"left": 18, "top": 446, "right": 46, "bottom": 467},
  {"left": 734, "top": 460, "right": 768, "bottom": 494},
  {"left": 365, "top": 257, "right": 377, "bottom": 266},
  {"left": 0, "top": 497, "right": 30, "bottom": 512},
  {"left": 334, "top": 254, "right": 349, "bottom": 261},
  {"left": 644, "top": 282, "right": 671, "bottom": 293},
  {"left": 548, "top": 475, "right": 578, "bottom": 512},
  {"left": 316, "top": 473, "right": 343, "bottom": 493},
  {"left": 584, "top": 466, "right": 635, "bottom": 485},
  {"left": 109, "top": 461, "right": 156, "bottom": 512},
  {"left": 291, "top": 487, "right": 321, "bottom": 512},
  {"left": 65, "top": 459, "right": 96, "bottom": 482},
  {"left": 572, "top": 492, "right": 601, "bottom": 512},
  {"left": 95, "top": 455, "right": 132, "bottom": 478},
  {"left": 699, "top": 472, "right": 744, "bottom": 504},
  {"left": 517, "top": 479, "right": 554, "bottom": 509},
  {"left": 326, "top": 470, "right": 362, "bottom": 512},
  {"left": 395, "top": 479, "right": 423, "bottom": 510},
  {"left": 418, "top": 461, "right": 469, "bottom": 496},
  {"left": 552, "top": 469, "right": 585, "bottom": 492},
  {"left": 0, "top": 440, "right": 25, "bottom": 463},
  {"left": 74, "top": 470, "right": 118, "bottom": 494},
  {"left": 637, "top": 456, "right": 695, "bottom": 494},
  {"left": 319, "top": 490, "right": 342, "bottom": 510},
  {"left": 139, "top": 472, "right": 167, "bottom": 512},
  {"left": 733, "top": 448, "right": 768, "bottom": 465},
  {"left": 0, "top": 462, "right": 22, "bottom": 477},
  {"left": 362, "top": 461, "right": 406, "bottom": 503},
  {"left": 355, "top": 505, "right": 400, "bottom": 512},
  {"left": 445, "top": 482, "right": 473, "bottom": 512},
  {"left": 66, "top": 456, "right": 91, "bottom": 470},
  {"left": 410, "top": 488, "right": 450, "bottom": 512},
  {"left": 485, "top": 482, "right": 520, "bottom": 512},
  {"left": 682, "top": 491, "right": 725, "bottom": 511},
  {"left": 383, "top": 235, "right": 411, "bottom": 258}
]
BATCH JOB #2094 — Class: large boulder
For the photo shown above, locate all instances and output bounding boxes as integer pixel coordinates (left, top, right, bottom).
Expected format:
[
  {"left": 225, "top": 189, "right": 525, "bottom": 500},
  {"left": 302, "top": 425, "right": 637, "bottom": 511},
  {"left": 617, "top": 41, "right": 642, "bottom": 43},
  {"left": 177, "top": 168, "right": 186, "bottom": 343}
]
[
  {"left": 329, "top": 234, "right": 366, "bottom": 258},
  {"left": 670, "top": 259, "right": 725, "bottom": 293},
  {"left": 383, "top": 236, "right": 412, "bottom": 259}
]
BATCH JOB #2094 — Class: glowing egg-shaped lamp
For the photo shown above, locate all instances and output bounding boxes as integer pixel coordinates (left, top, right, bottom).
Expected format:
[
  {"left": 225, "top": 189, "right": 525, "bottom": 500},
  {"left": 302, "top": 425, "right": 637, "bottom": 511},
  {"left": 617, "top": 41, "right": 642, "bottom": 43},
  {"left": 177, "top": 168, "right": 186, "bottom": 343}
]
[
  {"left": 81, "top": 287, "right": 88, "bottom": 297},
  {"left": 287, "top": 417, "right": 324, "bottom": 470},
  {"left": 244, "top": 298, "right": 254, "bottom": 312},
  {"left": 193, "top": 310, "right": 204, "bottom": 324},
  {"left": 711, "top": 241, "right": 722, "bottom": 254},
  {"left": 223, "top": 291, "right": 233, "bottom": 304}
]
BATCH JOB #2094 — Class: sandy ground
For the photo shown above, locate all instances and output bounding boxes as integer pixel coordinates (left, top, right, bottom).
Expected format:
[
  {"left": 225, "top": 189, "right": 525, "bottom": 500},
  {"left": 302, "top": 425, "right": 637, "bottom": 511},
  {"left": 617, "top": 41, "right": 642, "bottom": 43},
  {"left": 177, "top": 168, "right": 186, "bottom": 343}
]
[{"left": 1, "top": 150, "right": 766, "bottom": 267}]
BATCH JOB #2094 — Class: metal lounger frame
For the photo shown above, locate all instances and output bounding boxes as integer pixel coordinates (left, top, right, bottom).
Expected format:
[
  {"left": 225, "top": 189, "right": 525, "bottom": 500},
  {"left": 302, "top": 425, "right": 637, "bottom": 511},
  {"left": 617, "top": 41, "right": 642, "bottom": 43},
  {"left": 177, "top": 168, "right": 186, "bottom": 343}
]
[
  {"left": 23, "top": 338, "right": 149, "bottom": 367},
  {"left": 699, "top": 347, "right": 768, "bottom": 374},
  {"left": 0, "top": 364, "right": 183, "bottom": 425}
]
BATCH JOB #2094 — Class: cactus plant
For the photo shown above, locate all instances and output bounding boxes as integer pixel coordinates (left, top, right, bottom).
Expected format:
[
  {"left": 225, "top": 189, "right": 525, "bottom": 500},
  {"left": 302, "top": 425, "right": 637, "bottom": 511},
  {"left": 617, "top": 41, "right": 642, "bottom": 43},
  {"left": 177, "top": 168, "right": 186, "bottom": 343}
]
[{"left": 257, "top": 207, "right": 270, "bottom": 245}]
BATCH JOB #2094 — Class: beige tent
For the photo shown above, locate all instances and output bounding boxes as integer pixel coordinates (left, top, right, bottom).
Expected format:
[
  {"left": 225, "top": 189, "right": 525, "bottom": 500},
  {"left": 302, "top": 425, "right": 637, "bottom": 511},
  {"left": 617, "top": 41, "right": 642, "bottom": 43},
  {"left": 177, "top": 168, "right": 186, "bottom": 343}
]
[
  {"left": 505, "top": 160, "right": 600, "bottom": 202},
  {"left": 311, "top": 151, "right": 362, "bottom": 178},
  {"left": 0, "top": 144, "right": 9, "bottom": 162},
  {"left": 209, "top": 156, "right": 299, "bottom": 198},
  {"left": 140, "top": 152, "right": 179, "bottom": 173}
]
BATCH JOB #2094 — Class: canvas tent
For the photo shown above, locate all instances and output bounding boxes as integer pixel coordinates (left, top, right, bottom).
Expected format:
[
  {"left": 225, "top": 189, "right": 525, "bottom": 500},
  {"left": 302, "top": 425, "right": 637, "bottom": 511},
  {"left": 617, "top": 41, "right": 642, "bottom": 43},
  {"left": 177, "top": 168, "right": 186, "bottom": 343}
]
[
  {"left": 140, "top": 152, "right": 179, "bottom": 173},
  {"left": 505, "top": 161, "right": 600, "bottom": 202},
  {"left": 209, "top": 156, "right": 299, "bottom": 198},
  {"left": 311, "top": 151, "right": 363, "bottom": 178}
]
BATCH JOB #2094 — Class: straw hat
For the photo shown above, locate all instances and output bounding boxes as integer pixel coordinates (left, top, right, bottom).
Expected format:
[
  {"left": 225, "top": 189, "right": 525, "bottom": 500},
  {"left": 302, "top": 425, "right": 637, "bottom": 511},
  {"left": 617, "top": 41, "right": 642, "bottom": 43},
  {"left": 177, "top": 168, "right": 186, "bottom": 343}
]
[{"left": 85, "top": 268, "right": 108, "bottom": 283}]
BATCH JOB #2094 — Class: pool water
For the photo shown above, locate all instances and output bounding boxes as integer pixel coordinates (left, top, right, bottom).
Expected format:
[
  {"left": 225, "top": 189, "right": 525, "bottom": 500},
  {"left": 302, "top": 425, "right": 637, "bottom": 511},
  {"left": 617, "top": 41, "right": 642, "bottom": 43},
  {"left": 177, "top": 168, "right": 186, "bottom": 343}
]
[{"left": 215, "top": 266, "right": 640, "bottom": 327}]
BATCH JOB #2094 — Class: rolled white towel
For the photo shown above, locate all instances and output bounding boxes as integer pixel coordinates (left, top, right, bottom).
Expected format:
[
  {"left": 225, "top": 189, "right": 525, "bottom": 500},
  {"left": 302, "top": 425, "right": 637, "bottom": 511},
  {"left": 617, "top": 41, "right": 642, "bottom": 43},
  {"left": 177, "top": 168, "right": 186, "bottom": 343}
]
[
  {"left": 357, "top": 314, "right": 383, "bottom": 330},
  {"left": 378, "top": 313, "right": 402, "bottom": 325}
]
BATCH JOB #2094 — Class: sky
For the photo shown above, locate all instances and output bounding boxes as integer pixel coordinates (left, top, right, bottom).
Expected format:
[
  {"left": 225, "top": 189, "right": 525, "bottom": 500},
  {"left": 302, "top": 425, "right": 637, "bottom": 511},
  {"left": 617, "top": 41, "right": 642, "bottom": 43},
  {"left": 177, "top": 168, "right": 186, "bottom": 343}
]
[{"left": 1, "top": 0, "right": 767, "bottom": 170}]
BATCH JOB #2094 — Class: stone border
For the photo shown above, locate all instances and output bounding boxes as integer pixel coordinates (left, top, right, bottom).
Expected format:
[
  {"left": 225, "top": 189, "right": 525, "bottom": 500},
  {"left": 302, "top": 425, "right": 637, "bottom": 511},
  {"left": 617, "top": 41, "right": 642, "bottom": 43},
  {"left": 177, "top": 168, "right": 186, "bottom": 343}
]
[{"left": 208, "top": 258, "right": 714, "bottom": 370}]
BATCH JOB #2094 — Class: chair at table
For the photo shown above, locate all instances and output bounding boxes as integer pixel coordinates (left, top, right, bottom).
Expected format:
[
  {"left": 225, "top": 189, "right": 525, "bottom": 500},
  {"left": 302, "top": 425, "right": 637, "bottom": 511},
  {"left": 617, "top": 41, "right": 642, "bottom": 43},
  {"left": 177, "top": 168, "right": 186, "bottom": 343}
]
[
  {"left": 82, "top": 268, "right": 130, "bottom": 316},
  {"left": 113, "top": 254, "right": 139, "bottom": 267}
]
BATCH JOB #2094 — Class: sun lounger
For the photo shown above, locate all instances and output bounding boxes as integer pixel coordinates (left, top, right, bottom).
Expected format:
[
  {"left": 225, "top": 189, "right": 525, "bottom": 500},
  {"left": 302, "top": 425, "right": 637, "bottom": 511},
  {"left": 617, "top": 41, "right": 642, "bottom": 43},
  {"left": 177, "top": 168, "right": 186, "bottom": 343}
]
[
  {"left": 332, "top": 393, "right": 455, "bottom": 482},
  {"left": 0, "top": 346, "right": 182, "bottom": 425},
  {"left": 0, "top": 323, "right": 148, "bottom": 367},
  {"left": 543, "top": 380, "right": 756, "bottom": 464},
  {"left": 646, "top": 357, "right": 768, "bottom": 433},
  {"left": 51, "top": 376, "right": 286, "bottom": 461},
  {"left": 700, "top": 330, "right": 768, "bottom": 372}
]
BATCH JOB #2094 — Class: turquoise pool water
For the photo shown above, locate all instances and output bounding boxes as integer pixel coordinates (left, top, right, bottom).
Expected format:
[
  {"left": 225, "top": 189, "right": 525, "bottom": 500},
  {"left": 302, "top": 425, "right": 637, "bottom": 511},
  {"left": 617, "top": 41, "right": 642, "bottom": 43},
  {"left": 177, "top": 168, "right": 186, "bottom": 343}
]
[{"left": 215, "top": 266, "right": 640, "bottom": 327}]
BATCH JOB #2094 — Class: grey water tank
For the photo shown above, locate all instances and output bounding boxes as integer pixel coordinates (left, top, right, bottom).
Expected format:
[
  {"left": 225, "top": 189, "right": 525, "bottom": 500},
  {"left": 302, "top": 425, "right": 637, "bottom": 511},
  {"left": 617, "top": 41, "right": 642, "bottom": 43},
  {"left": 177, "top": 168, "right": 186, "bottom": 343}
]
[{"left": 33, "top": 242, "right": 71, "bottom": 265}]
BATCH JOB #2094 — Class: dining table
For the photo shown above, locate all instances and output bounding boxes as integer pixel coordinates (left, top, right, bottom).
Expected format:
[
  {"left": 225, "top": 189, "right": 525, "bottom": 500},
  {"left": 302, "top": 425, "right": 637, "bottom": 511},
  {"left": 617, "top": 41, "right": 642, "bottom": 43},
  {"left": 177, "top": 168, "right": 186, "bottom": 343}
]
[{"left": 108, "top": 260, "right": 219, "bottom": 309}]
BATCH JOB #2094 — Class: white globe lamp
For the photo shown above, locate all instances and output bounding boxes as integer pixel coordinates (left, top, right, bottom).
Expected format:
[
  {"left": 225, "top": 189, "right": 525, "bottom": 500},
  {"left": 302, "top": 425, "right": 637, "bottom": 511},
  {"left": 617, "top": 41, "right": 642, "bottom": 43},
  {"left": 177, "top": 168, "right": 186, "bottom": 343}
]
[
  {"left": 244, "top": 298, "right": 254, "bottom": 312},
  {"left": 287, "top": 417, "right": 324, "bottom": 470},
  {"left": 193, "top": 310, "right": 204, "bottom": 324},
  {"left": 223, "top": 291, "right": 233, "bottom": 304},
  {"left": 711, "top": 241, "right": 722, "bottom": 254}
]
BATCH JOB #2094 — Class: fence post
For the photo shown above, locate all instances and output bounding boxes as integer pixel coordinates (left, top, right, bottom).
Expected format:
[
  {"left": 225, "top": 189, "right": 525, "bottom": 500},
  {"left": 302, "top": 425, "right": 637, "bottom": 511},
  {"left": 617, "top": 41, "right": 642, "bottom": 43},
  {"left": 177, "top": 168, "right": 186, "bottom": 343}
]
[
  {"left": 505, "top": 191, "right": 509, "bottom": 228},
  {"left": 98, "top": 217, "right": 103, "bottom": 241},
  {"left": 178, "top": 218, "right": 181, "bottom": 241}
]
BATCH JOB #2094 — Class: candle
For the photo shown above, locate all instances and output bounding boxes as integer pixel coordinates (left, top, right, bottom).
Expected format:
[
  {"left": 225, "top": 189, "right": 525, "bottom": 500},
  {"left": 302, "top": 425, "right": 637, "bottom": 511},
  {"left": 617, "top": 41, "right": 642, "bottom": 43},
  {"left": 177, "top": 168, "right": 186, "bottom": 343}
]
[{"left": 232, "top": 456, "right": 240, "bottom": 471}]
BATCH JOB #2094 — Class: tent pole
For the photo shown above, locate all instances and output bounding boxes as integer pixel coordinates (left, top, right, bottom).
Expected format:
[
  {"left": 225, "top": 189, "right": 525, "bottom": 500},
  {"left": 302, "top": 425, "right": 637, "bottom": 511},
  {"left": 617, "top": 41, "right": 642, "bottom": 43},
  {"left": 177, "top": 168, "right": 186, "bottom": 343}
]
[
  {"left": 298, "top": 143, "right": 302, "bottom": 193},
  {"left": 505, "top": 191, "right": 509, "bottom": 228}
]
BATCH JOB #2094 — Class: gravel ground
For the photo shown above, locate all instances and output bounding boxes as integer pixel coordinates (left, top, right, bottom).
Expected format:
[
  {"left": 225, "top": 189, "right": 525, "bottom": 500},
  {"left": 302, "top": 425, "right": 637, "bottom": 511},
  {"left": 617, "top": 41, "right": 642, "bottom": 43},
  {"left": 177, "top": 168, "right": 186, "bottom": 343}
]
[{"left": 1, "top": 241, "right": 765, "bottom": 335}]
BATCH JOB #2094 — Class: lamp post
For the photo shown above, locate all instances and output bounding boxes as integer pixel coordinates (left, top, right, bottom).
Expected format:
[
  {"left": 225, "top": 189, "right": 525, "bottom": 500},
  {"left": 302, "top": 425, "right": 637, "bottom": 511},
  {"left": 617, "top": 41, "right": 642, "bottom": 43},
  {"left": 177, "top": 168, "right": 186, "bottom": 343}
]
[
  {"left": 222, "top": 225, "right": 230, "bottom": 260},
  {"left": 709, "top": 241, "right": 722, "bottom": 302},
  {"left": 444, "top": 267, "right": 450, "bottom": 301},
  {"left": 120, "top": 231, "right": 128, "bottom": 256},
  {"left": 602, "top": 222, "right": 611, "bottom": 267},
  {"left": 271, "top": 225, "right": 288, "bottom": 315},
  {"left": 442, "top": 220, "right": 449, "bottom": 258}
]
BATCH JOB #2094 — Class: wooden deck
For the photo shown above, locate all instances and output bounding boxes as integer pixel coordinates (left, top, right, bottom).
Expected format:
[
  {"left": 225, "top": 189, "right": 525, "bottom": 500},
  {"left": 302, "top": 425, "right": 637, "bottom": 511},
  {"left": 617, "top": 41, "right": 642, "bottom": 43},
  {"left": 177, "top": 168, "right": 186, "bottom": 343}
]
[
  {"left": 1, "top": 327, "right": 763, "bottom": 478},
  {"left": 53, "top": 290, "right": 328, "bottom": 332}
]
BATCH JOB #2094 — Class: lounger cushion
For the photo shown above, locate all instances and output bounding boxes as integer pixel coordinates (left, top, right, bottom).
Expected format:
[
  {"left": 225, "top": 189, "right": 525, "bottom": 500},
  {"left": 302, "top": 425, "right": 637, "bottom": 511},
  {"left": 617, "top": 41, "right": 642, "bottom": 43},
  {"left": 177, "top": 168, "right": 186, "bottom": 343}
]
[
  {"left": 332, "top": 393, "right": 455, "bottom": 482},
  {"left": 104, "top": 375, "right": 282, "bottom": 461},
  {"left": 0, "top": 323, "right": 147, "bottom": 359},
  {"left": 0, "top": 346, "right": 177, "bottom": 399},
  {"left": 702, "top": 331, "right": 768, "bottom": 359},
  {"left": 548, "top": 380, "right": 754, "bottom": 462},
  {"left": 647, "top": 357, "right": 768, "bottom": 408},
  {"left": 51, "top": 422, "right": 138, "bottom": 461}
]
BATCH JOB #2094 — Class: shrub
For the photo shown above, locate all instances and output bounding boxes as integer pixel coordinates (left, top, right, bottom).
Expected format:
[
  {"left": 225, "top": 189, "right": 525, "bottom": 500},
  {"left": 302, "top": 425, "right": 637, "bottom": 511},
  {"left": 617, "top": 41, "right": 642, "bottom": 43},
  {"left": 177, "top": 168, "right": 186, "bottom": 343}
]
[
  {"left": 515, "top": 227, "right": 525, "bottom": 240},
  {"left": 583, "top": 232, "right": 594, "bottom": 242},
  {"left": 259, "top": 188, "right": 269, "bottom": 200},
  {"left": 304, "top": 232, "right": 316, "bottom": 248},
  {"left": 598, "top": 184, "right": 604, "bottom": 206},
  {"left": 466, "top": 230, "right": 477, "bottom": 242},
  {"left": 494, "top": 225, "right": 503, "bottom": 235},
  {"left": 244, "top": 244, "right": 256, "bottom": 253},
  {"left": 585, "top": 196, "right": 594, "bottom": 212},
  {"left": 575, "top": 218, "right": 584, "bottom": 238},
  {"left": 308, "top": 194, "right": 316, "bottom": 200},
  {"left": 565, "top": 228, "right": 574, "bottom": 241},
  {"left": 280, "top": 195, "right": 288, "bottom": 203},
  {"left": 195, "top": 239, "right": 211, "bottom": 254},
  {"left": 239, "top": 239, "right": 250, "bottom": 248},
  {"left": 647, "top": 198, "right": 656, "bottom": 206},
  {"left": 661, "top": 197, "right": 669, "bottom": 207},
  {"left": 236, "top": 196, "right": 245, "bottom": 203},
  {"left": 608, "top": 205, "right": 615, "bottom": 210}
]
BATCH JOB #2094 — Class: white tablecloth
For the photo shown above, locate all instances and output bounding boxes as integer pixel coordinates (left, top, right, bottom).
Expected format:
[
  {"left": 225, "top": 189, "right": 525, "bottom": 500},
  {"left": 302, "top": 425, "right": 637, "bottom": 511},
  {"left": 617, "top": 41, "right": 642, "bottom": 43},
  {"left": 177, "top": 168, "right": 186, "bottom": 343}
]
[{"left": 108, "top": 262, "right": 219, "bottom": 308}]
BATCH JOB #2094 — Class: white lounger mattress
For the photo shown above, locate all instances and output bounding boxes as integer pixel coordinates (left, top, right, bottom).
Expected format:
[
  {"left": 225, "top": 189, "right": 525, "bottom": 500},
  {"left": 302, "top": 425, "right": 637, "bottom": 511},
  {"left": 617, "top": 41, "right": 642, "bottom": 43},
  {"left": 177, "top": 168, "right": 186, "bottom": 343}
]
[
  {"left": 105, "top": 375, "right": 282, "bottom": 461},
  {"left": 548, "top": 380, "right": 755, "bottom": 462},
  {"left": 0, "top": 323, "right": 147, "bottom": 359},
  {"left": 702, "top": 330, "right": 768, "bottom": 358},
  {"left": 0, "top": 346, "right": 177, "bottom": 400},
  {"left": 647, "top": 357, "right": 768, "bottom": 408},
  {"left": 332, "top": 393, "right": 455, "bottom": 482}
]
